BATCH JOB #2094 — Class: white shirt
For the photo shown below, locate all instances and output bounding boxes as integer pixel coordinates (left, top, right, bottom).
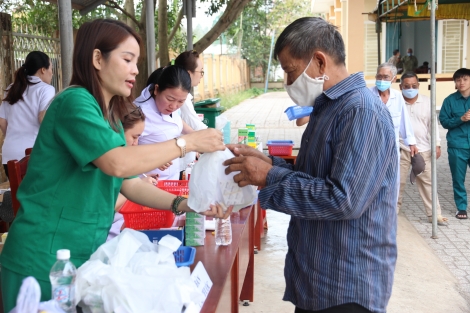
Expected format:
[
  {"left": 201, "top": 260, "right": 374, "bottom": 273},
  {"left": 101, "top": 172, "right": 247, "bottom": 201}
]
[
  {"left": 0, "top": 76, "right": 55, "bottom": 163},
  {"left": 369, "top": 86, "right": 416, "bottom": 149},
  {"left": 399, "top": 94, "right": 441, "bottom": 152},
  {"left": 180, "top": 93, "right": 208, "bottom": 131},
  {"left": 135, "top": 86, "right": 182, "bottom": 180},
  {"left": 179, "top": 93, "right": 208, "bottom": 171}
]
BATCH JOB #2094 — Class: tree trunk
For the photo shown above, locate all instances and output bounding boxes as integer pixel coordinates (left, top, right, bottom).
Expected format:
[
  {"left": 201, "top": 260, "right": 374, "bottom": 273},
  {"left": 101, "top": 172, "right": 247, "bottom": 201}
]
[
  {"left": 124, "top": 0, "right": 136, "bottom": 29},
  {"left": 193, "top": 0, "right": 251, "bottom": 53},
  {"left": 158, "top": 0, "right": 170, "bottom": 66},
  {"left": 156, "top": 7, "right": 183, "bottom": 59},
  {"left": 134, "top": 0, "right": 148, "bottom": 98}
]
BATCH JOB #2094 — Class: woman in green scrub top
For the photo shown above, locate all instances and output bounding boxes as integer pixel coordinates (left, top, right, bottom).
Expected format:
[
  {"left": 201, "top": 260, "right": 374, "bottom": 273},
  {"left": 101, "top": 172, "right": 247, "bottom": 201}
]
[{"left": 0, "top": 19, "right": 228, "bottom": 312}]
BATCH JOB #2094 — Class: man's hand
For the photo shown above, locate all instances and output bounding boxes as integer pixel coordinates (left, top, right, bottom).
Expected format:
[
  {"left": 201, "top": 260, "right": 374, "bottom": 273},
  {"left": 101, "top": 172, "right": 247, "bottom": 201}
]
[
  {"left": 409, "top": 145, "right": 418, "bottom": 157},
  {"left": 225, "top": 144, "right": 272, "bottom": 165},
  {"left": 224, "top": 155, "right": 272, "bottom": 187},
  {"left": 436, "top": 146, "right": 441, "bottom": 159},
  {"left": 461, "top": 110, "right": 470, "bottom": 122}
]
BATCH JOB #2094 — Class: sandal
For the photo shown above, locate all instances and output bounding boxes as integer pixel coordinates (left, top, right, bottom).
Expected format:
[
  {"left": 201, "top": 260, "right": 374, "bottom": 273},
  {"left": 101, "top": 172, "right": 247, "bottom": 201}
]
[
  {"left": 428, "top": 216, "right": 448, "bottom": 226},
  {"left": 455, "top": 210, "right": 468, "bottom": 220}
]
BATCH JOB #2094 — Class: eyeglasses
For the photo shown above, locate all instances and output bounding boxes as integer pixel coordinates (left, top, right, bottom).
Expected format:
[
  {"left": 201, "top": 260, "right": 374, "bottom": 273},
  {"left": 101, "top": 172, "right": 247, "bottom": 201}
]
[
  {"left": 194, "top": 70, "right": 204, "bottom": 77},
  {"left": 375, "top": 75, "right": 393, "bottom": 81},
  {"left": 124, "top": 105, "right": 143, "bottom": 121}
]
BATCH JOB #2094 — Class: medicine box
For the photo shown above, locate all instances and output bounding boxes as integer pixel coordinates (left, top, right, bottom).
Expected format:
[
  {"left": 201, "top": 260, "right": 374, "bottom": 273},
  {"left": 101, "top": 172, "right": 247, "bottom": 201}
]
[
  {"left": 246, "top": 124, "right": 256, "bottom": 130},
  {"left": 238, "top": 128, "right": 248, "bottom": 144},
  {"left": 140, "top": 228, "right": 184, "bottom": 244},
  {"left": 185, "top": 212, "right": 205, "bottom": 246},
  {"left": 247, "top": 130, "right": 256, "bottom": 143}
]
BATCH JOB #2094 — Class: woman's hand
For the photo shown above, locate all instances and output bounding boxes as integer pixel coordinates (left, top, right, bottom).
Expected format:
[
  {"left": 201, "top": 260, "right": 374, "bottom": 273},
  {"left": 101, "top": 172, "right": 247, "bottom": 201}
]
[
  {"left": 180, "top": 200, "right": 233, "bottom": 219},
  {"left": 141, "top": 175, "right": 158, "bottom": 186},
  {"left": 158, "top": 162, "right": 172, "bottom": 171},
  {"left": 183, "top": 128, "right": 226, "bottom": 153}
]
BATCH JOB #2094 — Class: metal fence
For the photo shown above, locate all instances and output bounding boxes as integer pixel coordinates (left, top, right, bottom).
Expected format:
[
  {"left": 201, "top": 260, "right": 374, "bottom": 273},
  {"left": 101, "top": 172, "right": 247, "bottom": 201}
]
[{"left": 12, "top": 23, "right": 62, "bottom": 91}]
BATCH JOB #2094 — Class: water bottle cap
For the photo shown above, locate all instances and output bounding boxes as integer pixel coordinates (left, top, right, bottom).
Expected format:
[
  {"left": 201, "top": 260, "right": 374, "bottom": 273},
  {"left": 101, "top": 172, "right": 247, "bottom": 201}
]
[{"left": 56, "top": 249, "right": 70, "bottom": 260}]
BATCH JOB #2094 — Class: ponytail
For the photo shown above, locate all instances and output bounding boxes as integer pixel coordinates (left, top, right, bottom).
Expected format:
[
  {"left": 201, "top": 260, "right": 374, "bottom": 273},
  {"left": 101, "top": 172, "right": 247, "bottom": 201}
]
[{"left": 3, "top": 51, "right": 50, "bottom": 105}]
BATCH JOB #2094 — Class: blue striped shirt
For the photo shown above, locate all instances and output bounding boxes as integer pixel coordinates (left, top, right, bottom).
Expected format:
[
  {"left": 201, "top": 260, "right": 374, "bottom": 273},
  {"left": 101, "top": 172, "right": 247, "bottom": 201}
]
[{"left": 259, "top": 72, "right": 398, "bottom": 313}]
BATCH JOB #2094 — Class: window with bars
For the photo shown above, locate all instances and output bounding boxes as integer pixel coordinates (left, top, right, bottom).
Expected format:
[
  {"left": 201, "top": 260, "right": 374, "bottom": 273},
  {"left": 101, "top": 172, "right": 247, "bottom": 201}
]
[{"left": 440, "top": 20, "right": 466, "bottom": 73}]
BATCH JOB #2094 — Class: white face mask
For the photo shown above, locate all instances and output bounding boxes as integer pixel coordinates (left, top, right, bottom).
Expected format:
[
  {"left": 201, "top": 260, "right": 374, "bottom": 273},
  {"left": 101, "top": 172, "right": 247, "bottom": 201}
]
[{"left": 284, "top": 59, "right": 329, "bottom": 107}]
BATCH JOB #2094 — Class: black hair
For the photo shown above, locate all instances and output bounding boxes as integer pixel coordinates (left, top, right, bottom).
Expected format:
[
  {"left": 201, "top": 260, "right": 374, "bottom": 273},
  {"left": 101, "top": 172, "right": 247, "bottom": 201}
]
[
  {"left": 393, "top": 49, "right": 400, "bottom": 55},
  {"left": 174, "top": 50, "right": 200, "bottom": 72},
  {"left": 400, "top": 71, "right": 418, "bottom": 82},
  {"left": 3, "top": 51, "right": 50, "bottom": 105},
  {"left": 274, "top": 17, "right": 345, "bottom": 65},
  {"left": 453, "top": 68, "right": 470, "bottom": 81},
  {"left": 143, "top": 65, "right": 191, "bottom": 100}
]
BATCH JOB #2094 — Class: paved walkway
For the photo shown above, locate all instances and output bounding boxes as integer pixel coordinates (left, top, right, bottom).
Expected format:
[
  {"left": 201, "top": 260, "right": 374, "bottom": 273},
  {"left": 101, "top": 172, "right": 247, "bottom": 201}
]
[{"left": 221, "top": 91, "right": 470, "bottom": 312}]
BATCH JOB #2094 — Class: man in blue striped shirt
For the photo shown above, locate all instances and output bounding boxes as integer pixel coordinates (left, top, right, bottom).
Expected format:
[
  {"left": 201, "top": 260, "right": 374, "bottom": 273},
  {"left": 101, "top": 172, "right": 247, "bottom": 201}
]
[{"left": 224, "top": 17, "right": 398, "bottom": 313}]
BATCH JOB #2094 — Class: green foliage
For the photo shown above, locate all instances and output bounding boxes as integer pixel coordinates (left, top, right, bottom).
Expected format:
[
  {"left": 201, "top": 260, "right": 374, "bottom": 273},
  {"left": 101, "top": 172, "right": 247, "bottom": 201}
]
[
  {"left": 219, "top": 87, "right": 264, "bottom": 110},
  {"left": 1, "top": 0, "right": 117, "bottom": 35},
  {"left": 225, "top": 0, "right": 312, "bottom": 80}
]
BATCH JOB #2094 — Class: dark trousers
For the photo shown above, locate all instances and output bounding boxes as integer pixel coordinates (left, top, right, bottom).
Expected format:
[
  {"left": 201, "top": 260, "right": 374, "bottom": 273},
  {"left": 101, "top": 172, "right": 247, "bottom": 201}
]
[{"left": 295, "top": 303, "right": 373, "bottom": 313}]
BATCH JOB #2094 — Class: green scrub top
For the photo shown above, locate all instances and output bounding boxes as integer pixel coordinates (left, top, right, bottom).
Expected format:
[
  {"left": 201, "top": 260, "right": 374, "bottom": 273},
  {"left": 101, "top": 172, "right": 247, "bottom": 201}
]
[
  {"left": 439, "top": 91, "right": 470, "bottom": 149},
  {"left": 0, "top": 87, "right": 126, "bottom": 282}
]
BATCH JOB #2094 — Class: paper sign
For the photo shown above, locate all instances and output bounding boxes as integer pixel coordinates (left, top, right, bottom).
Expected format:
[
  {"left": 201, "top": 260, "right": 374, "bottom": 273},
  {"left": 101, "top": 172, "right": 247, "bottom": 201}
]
[{"left": 189, "top": 262, "right": 213, "bottom": 311}]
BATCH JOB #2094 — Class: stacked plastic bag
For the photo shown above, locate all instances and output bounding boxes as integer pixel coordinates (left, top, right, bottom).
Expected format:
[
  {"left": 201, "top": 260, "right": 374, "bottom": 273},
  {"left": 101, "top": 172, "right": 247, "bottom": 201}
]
[{"left": 75, "top": 229, "right": 204, "bottom": 313}]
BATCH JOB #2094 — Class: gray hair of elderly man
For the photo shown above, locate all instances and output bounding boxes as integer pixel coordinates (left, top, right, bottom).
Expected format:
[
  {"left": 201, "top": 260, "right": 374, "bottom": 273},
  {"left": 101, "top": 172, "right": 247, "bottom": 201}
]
[
  {"left": 273, "top": 17, "right": 345, "bottom": 65},
  {"left": 377, "top": 62, "right": 398, "bottom": 77}
]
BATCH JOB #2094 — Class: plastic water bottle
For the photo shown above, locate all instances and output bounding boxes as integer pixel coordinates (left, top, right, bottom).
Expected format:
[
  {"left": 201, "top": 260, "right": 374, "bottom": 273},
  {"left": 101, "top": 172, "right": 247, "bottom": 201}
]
[
  {"left": 215, "top": 216, "right": 232, "bottom": 246},
  {"left": 50, "top": 249, "right": 77, "bottom": 313}
]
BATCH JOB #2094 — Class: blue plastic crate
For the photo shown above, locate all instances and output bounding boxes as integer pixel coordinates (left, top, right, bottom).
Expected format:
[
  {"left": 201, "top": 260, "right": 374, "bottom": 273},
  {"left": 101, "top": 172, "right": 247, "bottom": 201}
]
[
  {"left": 174, "top": 246, "right": 196, "bottom": 267},
  {"left": 284, "top": 105, "right": 313, "bottom": 121}
]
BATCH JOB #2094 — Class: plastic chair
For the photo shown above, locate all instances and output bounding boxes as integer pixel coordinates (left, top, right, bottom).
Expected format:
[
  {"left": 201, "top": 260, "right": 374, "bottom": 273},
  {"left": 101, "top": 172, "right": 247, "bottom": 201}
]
[{"left": 7, "top": 148, "right": 32, "bottom": 217}]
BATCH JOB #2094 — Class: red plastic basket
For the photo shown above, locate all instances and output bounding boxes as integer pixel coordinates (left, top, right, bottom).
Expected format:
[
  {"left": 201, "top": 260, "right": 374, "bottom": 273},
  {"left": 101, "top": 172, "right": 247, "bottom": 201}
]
[
  {"left": 120, "top": 180, "right": 189, "bottom": 230},
  {"left": 267, "top": 140, "right": 294, "bottom": 156},
  {"left": 157, "top": 180, "right": 189, "bottom": 195},
  {"left": 120, "top": 201, "right": 175, "bottom": 230}
]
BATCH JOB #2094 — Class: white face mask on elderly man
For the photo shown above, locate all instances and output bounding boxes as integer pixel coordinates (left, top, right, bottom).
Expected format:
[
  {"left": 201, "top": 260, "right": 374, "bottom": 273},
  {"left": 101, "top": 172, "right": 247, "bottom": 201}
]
[{"left": 284, "top": 58, "right": 329, "bottom": 107}]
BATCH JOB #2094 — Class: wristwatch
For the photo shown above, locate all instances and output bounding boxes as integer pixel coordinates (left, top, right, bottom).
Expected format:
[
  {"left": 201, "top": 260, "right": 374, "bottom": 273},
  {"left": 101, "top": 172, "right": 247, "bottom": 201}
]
[{"left": 175, "top": 137, "right": 186, "bottom": 158}]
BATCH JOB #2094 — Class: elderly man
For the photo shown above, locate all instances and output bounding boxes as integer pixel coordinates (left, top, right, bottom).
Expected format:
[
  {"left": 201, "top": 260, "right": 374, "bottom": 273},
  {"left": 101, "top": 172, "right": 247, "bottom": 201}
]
[
  {"left": 369, "top": 63, "right": 417, "bottom": 194},
  {"left": 397, "top": 72, "right": 447, "bottom": 225},
  {"left": 224, "top": 17, "right": 397, "bottom": 313}
]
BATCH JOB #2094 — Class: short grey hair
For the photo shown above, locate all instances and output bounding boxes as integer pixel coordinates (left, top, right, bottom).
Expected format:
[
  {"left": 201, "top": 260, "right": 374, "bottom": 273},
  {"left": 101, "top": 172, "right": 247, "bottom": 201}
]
[
  {"left": 274, "top": 17, "right": 345, "bottom": 65},
  {"left": 377, "top": 62, "right": 397, "bottom": 77}
]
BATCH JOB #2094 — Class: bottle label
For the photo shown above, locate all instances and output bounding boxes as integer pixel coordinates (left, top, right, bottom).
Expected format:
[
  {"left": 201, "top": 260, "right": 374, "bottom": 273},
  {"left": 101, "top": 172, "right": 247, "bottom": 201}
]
[{"left": 53, "top": 285, "right": 70, "bottom": 303}]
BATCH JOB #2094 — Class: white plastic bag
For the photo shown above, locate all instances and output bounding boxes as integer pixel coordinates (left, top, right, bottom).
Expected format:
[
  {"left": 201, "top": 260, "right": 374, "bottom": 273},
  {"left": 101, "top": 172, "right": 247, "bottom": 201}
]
[
  {"left": 215, "top": 115, "right": 228, "bottom": 131},
  {"left": 75, "top": 229, "right": 204, "bottom": 313},
  {"left": 188, "top": 148, "right": 257, "bottom": 213},
  {"left": 9, "top": 277, "right": 65, "bottom": 313}
]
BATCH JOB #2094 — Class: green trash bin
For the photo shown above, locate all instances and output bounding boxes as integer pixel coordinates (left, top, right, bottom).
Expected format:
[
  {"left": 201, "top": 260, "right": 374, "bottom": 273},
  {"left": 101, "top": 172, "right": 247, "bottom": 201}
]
[
  {"left": 194, "top": 98, "right": 224, "bottom": 128},
  {"left": 194, "top": 106, "right": 225, "bottom": 128},
  {"left": 194, "top": 98, "right": 221, "bottom": 108}
]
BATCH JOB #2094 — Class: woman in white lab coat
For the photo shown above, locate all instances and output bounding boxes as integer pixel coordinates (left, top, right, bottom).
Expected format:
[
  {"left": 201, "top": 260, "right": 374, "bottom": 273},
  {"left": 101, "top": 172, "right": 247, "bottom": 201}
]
[{"left": 135, "top": 65, "right": 194, "bottom": 180}]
